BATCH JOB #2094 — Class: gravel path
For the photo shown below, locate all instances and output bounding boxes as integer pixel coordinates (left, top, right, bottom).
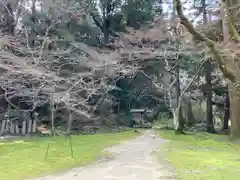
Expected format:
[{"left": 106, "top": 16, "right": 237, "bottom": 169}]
[{"left": 33, "top": 130, "right": 174, "bottom": 180}]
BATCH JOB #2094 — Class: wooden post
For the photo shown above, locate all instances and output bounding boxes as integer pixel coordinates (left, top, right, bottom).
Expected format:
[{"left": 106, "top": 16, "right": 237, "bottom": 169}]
[
  {"left": 15, "top": 121, "right": 19, "bottom": 134},
  {"left": 6, "top": 120, "right": 9, "bottom": 133},
  {"left": 68, "top": 110, "right": 74, "bottom": 158},
  {"left": 32, "top": 112, "right": 38, "bottom": 133},
  {"left": 51, "top": 100, "right": 55, "bottom": 136},
  {"left": 0, "top": 120, "right": 6, "bottom": 135},
  {"left": 28, "top": 119, "right": 32, "bottom": 133},
  {"left": 22, "top": 120, "right": 26, "bottom": 135},
  {"left": 22, "top": 111, "right": 30, "bottom": 135},
  {"left": 67, "top": 111, "right": 73, "bottom": 134},
  {"left": 10, "top": 120, "right": 14, "bottom": 134},
  {"left": 32, "top": 118, "right": 36, "bottom": 133}
]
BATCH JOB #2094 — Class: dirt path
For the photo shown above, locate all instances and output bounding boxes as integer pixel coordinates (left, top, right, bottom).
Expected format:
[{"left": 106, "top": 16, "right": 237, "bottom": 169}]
[{"left": 33, "top": 130, "right": 174, "bottom": 180}]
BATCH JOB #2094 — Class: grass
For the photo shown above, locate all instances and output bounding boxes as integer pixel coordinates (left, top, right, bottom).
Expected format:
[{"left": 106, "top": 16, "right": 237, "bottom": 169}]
[
  {"left": 158, "top": 129, "right": 240, "bottom": 180},
  {"left": 0, "top": 130, "right": 139, "bottom": 180}
]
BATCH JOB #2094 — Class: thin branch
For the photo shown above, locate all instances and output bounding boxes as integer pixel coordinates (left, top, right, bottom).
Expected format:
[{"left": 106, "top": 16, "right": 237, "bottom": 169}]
[
  {"left": 180, "top": 59, "right": 206, "bottom": 99},
  {"left": 140, "top": 71, "right": 165, "bottom": 90}
]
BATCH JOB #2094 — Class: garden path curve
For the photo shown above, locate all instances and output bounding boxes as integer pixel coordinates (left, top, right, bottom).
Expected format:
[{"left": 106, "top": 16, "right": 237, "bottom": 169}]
[{"left": 33, "top": 130, "right": 174, "bottom": 180}]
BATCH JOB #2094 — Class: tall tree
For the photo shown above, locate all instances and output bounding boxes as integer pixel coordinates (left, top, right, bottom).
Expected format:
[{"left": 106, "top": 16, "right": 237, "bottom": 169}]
[
  {"left": 200, "top": 0, "right": 215, "bottom": 133},
  {"left": 122, "top": 0, "right": 158, "bottom": 29},
  {"left": 91, "top": 0, "right": 122, "bottom": 44},
  {"left": 174, "top": 0, "right": 240, "bottom": 140},
  {"left": 167, "top": 8, "right": 185, "bottom": 133},
  {"left": 29, "top": 0, "right": 37, "bottom": 48}
]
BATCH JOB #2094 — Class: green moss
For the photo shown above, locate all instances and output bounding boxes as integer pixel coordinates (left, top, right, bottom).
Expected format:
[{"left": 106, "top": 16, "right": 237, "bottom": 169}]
[
  {"left": 0, "top": 131, "right": 138, "bottom": 180},
  {"left": 158, "top": 130, "right": 240, "bottom": 180}
]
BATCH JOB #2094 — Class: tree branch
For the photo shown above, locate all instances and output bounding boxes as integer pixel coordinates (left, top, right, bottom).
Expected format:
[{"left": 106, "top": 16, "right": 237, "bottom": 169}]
[
  {"left": 90, "top": 12, "right": 104, "bottom": 33},
  {"left": 222, "top": 0, "right": 240, "bottom": 42},
  {"left": 174, "top": 0, "right": 236, "bottom": 82},
  {"left": 180, "top": 59, "right": 206, "bottom": 99}
]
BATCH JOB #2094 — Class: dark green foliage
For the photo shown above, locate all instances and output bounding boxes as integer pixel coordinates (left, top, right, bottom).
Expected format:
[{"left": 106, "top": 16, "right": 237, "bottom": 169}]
[
  {"left": 108, "top": 71, "right": 169, "bottom": 125},
  {"left": 122, "top": 0, "right": 162, "bottom": 29}
]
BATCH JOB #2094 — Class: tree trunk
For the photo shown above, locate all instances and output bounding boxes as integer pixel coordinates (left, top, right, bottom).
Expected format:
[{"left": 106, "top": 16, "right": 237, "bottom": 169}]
[
  {"left": 185, "top": 98, "right": 195, "bottom": 126},
  {"left": 201, "top": 0, "right": 214, "bottom": 133},
  {"left": 223, "top": 0, "right": 240, "bottom": 140},
  {"left": 205, "top": 80, "right": 214, "bottom": 133},
  {"left": 174, "top": 64, "right": 184, "bottom": 133},
  {"left": 173, "top": 105, "right": 184, "bottom": 133},
  {"left": 103, "top": 22, "right": 110, "bottom": 44},
  {"left": 3, "top": 3, "right": 15, "bottom": 35},
  {"left": 228, "top": 83, "right": 240, "bottom": 140},
  {"left": 102, "top": 2, "right": 111, "bottom": 44},
  {"left": 223, "top": 89, "right": 230, "bottom": 131},
  {"left": 29, "top": 0, "right": 37, "bottom": 47},
  {"left": 204, "top": 60, "right": 215, "bottom": 133}
]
